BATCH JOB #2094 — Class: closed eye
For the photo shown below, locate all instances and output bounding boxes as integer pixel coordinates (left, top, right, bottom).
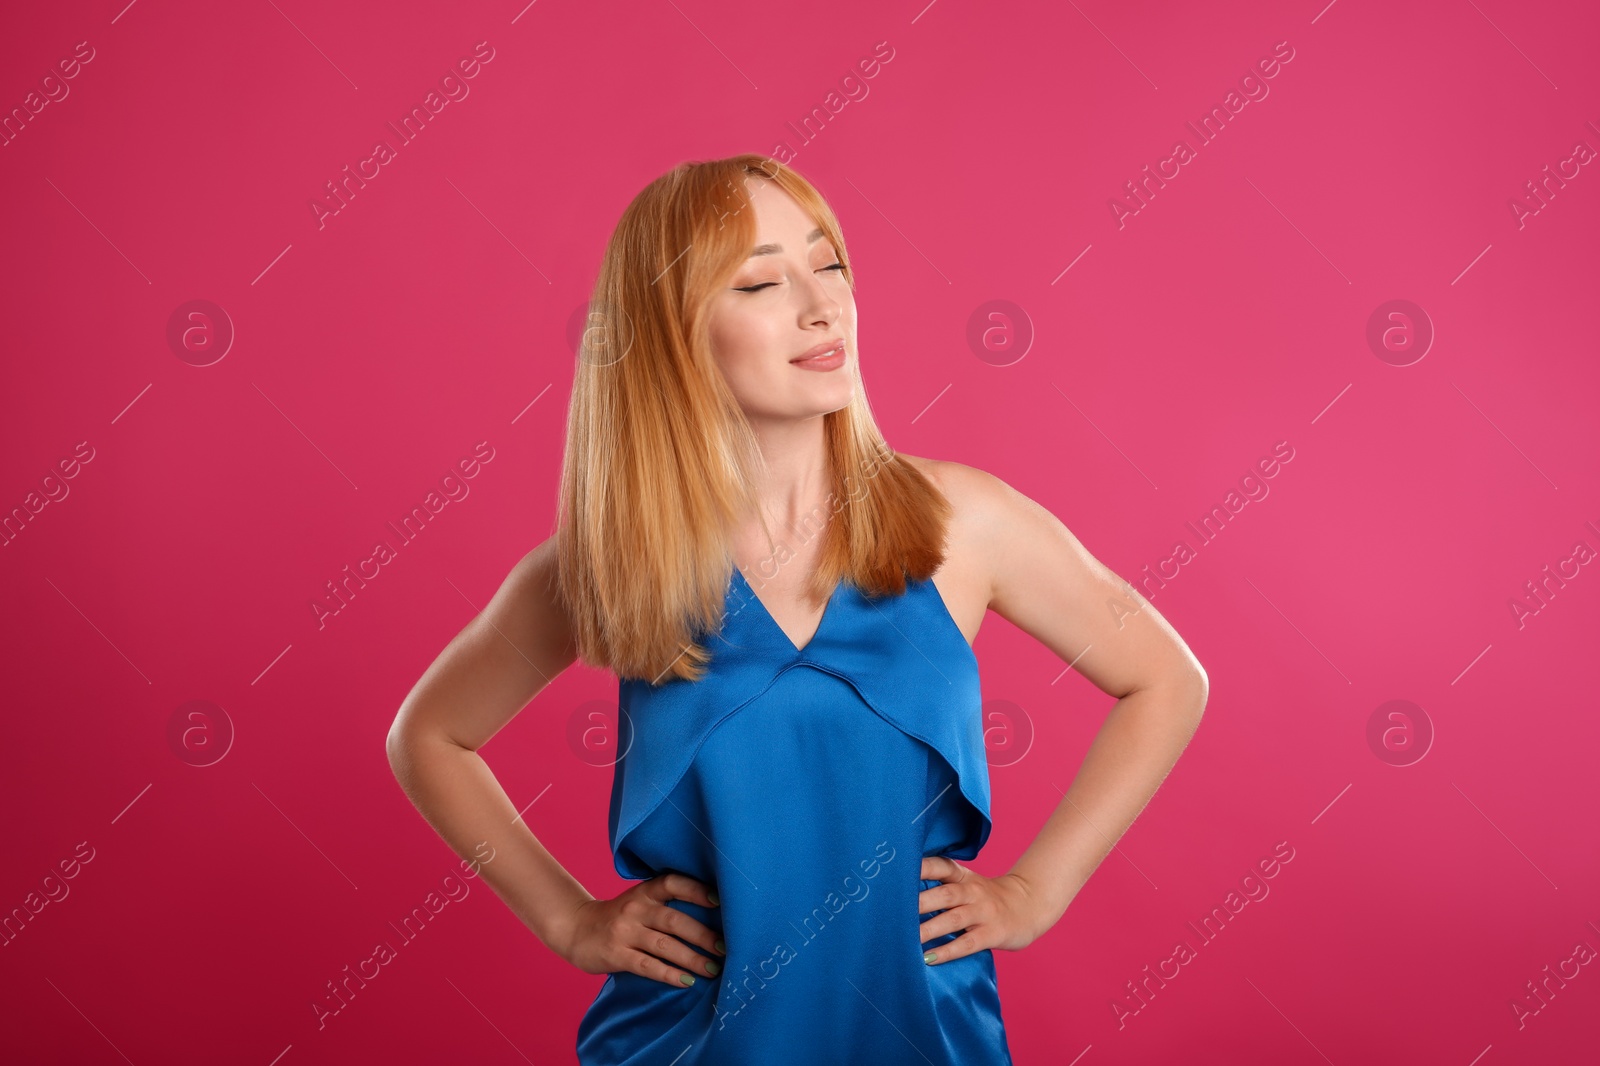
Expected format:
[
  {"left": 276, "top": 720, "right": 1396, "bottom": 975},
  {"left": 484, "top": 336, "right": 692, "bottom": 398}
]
[{"left": 735, "top": 262, "right": 846, "bottom": 293}]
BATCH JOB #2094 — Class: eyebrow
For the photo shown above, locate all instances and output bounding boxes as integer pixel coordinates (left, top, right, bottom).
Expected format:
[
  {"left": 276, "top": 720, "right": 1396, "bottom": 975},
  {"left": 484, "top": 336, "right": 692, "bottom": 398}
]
[{"left": 748, "top": 228, "right": 826, "bottom": 257}]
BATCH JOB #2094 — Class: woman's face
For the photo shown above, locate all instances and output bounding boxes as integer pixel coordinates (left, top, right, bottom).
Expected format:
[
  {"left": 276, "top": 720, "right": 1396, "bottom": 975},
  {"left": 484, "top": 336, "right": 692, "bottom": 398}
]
[{"left": 706, "top": 177, "right": 857, "bottom": 429}]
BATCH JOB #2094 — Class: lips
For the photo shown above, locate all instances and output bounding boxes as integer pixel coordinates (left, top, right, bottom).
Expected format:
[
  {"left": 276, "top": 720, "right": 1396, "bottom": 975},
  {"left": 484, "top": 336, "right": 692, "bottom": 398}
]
[{"left": 792, "top": 338, "right": 845, "bottom": 362}]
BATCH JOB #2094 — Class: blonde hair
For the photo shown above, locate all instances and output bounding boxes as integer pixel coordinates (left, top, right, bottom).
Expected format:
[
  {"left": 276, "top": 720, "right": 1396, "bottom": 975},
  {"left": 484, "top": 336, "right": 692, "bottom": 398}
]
[{"left": 555, "top": 153, "right": 950, "bottom": 684}]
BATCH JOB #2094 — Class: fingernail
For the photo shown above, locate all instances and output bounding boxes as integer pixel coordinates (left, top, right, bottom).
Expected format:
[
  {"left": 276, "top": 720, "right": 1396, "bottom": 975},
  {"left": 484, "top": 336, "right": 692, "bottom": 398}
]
[
  {"left": 715, "top": 938, "right": 727, "bottom": 955},
  {"left": 708, "top": 890, "right": 721, "bottom": 906},
  {"left": 679, "top": 973, "right": 696, "bottom": 986},
  {"left": 923, "top": 951, "right": 938, "bottom": 965},
  {"left": 706, "top": 959, "right": 722, "bottom": 976}
]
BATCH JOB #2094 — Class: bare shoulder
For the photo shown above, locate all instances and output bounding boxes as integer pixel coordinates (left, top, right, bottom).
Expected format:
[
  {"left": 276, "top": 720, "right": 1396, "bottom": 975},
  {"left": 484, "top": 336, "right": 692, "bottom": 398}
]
[
  {"left": 907, "top": 455, "right": 1097, "bottom": 615},
  {"left": 899, "top": 453, "right": 1013, "bottom": 519},
  {"left": 893, "top": 454, "right": 1015, "bottom": 644},
  {"left": 897, "top": 452, "right": 1105, "bottom": 616},
  {"left": 902, "top": 454, "right": 1207, "bottom": 698},
  {"left": 898, "top": 452, "right": 1024, "bottom": 575}
]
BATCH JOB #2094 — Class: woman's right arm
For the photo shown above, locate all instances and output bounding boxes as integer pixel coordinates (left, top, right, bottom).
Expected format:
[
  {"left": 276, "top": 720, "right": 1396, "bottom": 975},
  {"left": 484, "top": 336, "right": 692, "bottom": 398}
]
[
  {"left": 385, "top": 535, "right": 593, "bottom": 950},
  {"left": 385, "top": 536, "right": 725, "bottom": 987}
]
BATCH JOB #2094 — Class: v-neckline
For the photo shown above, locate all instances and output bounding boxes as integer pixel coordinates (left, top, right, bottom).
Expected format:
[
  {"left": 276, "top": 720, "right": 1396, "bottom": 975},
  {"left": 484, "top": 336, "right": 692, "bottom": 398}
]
[{"left": 732, "top": 567, "right": 843, "bottom": 655}]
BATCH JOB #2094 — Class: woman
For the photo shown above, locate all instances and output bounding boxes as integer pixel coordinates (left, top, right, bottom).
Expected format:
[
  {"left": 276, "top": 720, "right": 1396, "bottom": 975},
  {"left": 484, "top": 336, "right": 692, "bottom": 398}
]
[{"left": 387, "top": 154, "right": 1208, "bottom": 1064}]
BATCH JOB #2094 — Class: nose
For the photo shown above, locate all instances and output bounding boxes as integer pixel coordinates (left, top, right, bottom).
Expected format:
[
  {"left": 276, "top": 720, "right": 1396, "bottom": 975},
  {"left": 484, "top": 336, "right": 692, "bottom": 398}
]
[{"left": 796, "top": 272, "right": 842, "bottom": 326}]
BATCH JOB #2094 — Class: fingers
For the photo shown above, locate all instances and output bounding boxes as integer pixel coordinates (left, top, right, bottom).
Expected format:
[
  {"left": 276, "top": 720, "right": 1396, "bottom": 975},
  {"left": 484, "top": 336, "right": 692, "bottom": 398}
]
[
  {"left": 918, "top": 877, "right": 978, "bottom": 946},
  {"left": 629, "top": 921, "right": 723, "bottom": 986},
  {"left": 652, "top": 871, "right": 721, "bottom": 910},
  {"left": 648, "top": 872, "right": 724, "bottom": 957},
  {"left": 918, "top": 903, "right": 974, "bottom": 945},
  {"left": 616, "top": 874, "right": 724, "bottom": 988},
  {"left": 620, "top": 946, "right": 708, "bottom": 989},
  {"left": 648, "top": 899, "right": 726, "bottom": 963},
  {"left": 922, "top": 929, "right": 985, "bottom": 965},
  {"left": 917, "top": 878, "right": 961, "bottom": 915},
  {"left": 920, "top": 854, "right": 968, "bottom": 884}
]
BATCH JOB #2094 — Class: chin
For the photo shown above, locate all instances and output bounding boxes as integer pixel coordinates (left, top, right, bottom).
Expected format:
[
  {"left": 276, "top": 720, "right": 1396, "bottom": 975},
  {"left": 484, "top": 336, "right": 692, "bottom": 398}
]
[
  {"left": 815, "top": 390, "right": 855, "bottom": 418},
  {"left": 808, "top": 374, "right": 854, "bottom": 401}
]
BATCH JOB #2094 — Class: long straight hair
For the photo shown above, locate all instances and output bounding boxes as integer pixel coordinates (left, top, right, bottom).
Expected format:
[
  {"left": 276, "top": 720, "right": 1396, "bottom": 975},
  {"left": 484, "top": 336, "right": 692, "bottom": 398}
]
[{"left": 556, "top": 153, "right": 951, "bottom": 684}]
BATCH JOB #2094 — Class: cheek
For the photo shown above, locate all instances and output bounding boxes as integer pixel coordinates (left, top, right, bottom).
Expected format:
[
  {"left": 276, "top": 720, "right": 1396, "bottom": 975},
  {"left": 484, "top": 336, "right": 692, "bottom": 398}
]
[
  {"left": 709, "top": 320, "right": 777, "bottom": 398},
  {"left": 722, "top": 352, "right": 784, "bottom": 403},
  {"left": 710, "top": 318, "right": 759, "bottom": 376}
]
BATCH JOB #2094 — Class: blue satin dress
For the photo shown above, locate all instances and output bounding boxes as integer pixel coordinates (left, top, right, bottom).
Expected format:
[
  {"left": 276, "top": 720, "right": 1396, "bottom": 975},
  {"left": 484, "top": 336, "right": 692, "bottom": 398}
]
[{"left": 576, "top": 566, "right": 1014, "bottom": 1065}]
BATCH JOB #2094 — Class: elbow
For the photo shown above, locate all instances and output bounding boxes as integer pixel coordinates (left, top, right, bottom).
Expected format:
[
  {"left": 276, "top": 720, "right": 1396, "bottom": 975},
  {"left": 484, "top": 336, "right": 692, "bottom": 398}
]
[
  {"left": 386, "top": 704, "right": 473, "bottom": 772},
  {"left": 1148, "top": 662, "right": 1207, "bottom": 721},
  {"left": 1180, "top": 658, "right": 1208, "bottom": 715},
  {"left": 386, "top": 704, "right": 422, "bottom": 774},
  {"left": 385, "top": 720, "right": 410, "bottom": 775},
  {"left": 1123, "top": 666, "right": 1207, "bottom": 722}
]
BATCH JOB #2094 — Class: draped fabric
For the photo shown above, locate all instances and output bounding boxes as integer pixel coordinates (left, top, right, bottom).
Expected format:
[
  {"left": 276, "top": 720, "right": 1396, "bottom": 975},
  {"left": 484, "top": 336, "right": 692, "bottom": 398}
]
[{"left": 577, "top": 567, "right": 1013, "bottom": 1065}]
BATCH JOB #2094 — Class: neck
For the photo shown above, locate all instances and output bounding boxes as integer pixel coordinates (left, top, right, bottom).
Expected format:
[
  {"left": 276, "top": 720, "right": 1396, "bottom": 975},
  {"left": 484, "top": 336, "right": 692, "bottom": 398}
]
[{"left": 742, "top": 414, "right": 832, "bottom": 561}]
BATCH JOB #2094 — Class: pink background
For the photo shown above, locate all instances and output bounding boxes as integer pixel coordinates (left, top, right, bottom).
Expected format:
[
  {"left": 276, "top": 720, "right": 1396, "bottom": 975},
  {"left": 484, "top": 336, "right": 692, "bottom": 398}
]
[{"left": 3, "top": 0, "right": 1598, "bottom": 1062}]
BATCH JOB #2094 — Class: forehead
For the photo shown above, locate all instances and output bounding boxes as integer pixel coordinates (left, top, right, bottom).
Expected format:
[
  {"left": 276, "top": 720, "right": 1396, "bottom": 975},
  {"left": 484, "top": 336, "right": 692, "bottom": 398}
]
[{"left": 742, "top": 180, "right": 829, "bottom": 251}]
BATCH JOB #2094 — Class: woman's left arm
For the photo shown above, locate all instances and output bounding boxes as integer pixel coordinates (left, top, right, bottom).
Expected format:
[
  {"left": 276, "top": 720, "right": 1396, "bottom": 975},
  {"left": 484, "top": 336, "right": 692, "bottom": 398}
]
[{"left": 919, "top": 464, "right": 1208, "bottom": 963}]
